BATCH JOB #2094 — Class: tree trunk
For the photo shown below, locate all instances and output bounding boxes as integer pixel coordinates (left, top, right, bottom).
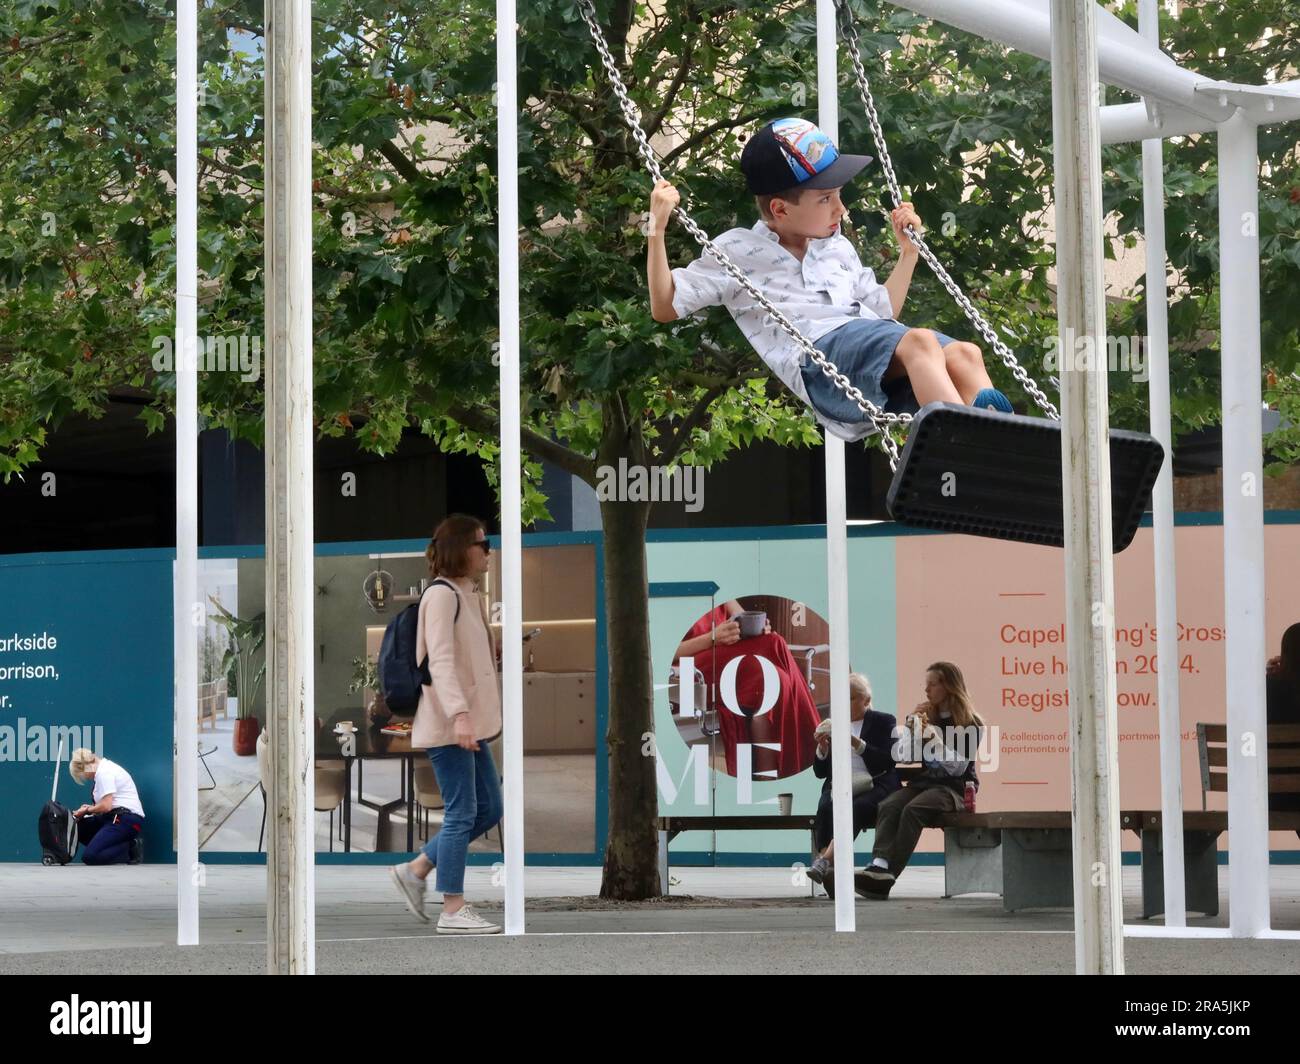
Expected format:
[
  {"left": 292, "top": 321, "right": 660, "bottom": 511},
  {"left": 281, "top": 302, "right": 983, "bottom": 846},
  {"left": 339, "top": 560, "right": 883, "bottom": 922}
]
[{"left": 597, "top": 400, "right": 660, "bottom": 899}]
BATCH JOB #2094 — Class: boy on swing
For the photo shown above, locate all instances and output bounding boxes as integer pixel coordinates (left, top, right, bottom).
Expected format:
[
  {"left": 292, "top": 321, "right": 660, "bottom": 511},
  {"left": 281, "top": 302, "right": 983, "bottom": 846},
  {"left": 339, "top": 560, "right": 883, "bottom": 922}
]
[{"left": 646, "top": 117, "right": 1013, "bottom": 441}]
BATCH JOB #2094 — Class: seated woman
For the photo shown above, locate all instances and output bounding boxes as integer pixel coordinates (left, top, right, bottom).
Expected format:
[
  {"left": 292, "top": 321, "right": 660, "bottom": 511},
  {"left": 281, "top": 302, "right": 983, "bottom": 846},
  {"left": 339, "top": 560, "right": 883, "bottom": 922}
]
[
  {"left": 675, "top": 599, "right": 820, "bottom": 779},
  {"left": 69, "top": 748, "right": 146, "bottom": 865},
  {"left": 854, "top": 661, "right": 982, "bottom": 899},
  {"left": 806, "top": 672, "right": 901, "bottom": 896}
]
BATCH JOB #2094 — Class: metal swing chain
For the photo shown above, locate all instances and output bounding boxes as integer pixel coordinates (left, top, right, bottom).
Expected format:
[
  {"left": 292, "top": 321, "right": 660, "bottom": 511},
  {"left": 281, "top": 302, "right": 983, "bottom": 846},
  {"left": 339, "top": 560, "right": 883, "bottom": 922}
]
[
  {"left": 576, "top": 0, "right": 910, "bottom": 469},
  {"left": 835, "top": 0, "right": 1061, "bottom": 421}
]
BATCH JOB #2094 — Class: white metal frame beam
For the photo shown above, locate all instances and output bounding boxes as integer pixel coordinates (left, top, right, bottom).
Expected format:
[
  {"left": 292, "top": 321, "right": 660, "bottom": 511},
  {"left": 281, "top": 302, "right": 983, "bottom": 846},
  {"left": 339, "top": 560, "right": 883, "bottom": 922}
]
[
  {"left": 891, "top": 0, "right": 1233, "bottom": 120},
  {"left": 1137, "top": 0, "right": 1186, "bottom": 930},
  {"left": 1217, "top": 111, "right": 1271, "bottom": 937},
  {"left": 174, "top": 0, "right": 199, "bottom": 948},
  {"left": 817, "top": 0, "right": 856, "bottom": 934},
  {"left": 497, "top": 0, "right": 526, "bottom": 935}
]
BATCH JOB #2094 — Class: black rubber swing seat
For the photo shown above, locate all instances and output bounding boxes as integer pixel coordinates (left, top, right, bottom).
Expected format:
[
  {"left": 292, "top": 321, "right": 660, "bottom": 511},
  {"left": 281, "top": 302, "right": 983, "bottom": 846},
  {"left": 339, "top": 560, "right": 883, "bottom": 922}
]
[{"left": 884, "top": 403, "right": 1165, "bottom": 552}]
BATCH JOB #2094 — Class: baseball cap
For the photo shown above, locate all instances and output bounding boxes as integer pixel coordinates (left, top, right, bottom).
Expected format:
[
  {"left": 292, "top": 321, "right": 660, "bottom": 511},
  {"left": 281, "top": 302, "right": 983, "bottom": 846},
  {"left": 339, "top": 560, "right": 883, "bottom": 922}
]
[{"left": 740, "top": 117, "right": 873, "bottom": 196}]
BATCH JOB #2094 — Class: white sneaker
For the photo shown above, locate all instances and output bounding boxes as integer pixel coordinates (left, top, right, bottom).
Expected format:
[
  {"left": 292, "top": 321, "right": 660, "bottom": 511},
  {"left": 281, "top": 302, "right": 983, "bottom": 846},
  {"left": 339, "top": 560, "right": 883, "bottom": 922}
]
[
  {"left": 389, "top": 863, "right": 428, "bottom": 923},
  {"left": 436, "top": 904, "right": 502, "bottom": 935}
]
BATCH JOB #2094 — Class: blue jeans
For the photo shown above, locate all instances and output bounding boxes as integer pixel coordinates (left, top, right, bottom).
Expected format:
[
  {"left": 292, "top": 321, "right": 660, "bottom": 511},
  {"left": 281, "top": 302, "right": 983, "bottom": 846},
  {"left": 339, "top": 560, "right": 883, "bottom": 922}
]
[
  {"left": 421, "top": 743, "right": 503, "bottom": 895},
  {"left": 802, "top": 318, "right": 958, "bottom": 424},
  {"left": 82, "top": 810, "right": 144, "bottom": 865}
]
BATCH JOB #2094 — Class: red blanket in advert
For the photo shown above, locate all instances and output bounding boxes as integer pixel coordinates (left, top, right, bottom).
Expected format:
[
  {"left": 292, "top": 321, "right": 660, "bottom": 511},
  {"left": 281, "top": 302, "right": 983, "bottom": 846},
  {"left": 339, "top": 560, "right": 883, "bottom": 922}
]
[{"left": 684, "top": 608, "right": 820, "bottom": 778}]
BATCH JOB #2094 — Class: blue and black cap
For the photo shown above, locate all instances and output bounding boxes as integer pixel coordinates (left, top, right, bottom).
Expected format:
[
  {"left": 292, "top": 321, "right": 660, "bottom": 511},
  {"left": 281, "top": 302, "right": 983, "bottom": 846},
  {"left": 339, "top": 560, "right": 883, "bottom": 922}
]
[{"left": 740, "top": 118, "right": 872, "bottom": 195}]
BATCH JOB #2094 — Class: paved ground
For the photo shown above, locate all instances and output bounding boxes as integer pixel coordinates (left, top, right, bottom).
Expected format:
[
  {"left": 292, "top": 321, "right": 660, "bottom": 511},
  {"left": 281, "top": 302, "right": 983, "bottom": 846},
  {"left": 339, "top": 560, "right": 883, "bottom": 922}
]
[{"left": 2, "top": 865, "right": 1297, "bottom": 974}]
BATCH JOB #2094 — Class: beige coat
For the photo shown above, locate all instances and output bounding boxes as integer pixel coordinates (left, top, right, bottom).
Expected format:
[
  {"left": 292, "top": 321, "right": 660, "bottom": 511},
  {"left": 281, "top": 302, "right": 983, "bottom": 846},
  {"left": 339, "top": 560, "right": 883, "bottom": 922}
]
[{"left": 411, "top": 575, "right": 502, "bottom": 749}]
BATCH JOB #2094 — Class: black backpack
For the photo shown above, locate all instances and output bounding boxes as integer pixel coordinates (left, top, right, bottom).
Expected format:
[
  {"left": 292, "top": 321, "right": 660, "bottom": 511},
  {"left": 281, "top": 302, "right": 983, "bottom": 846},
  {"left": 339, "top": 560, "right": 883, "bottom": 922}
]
[
  {"left": 38, "top": 800, "right": 77, "bottom": 866},
  {"left": 377, "top": 579, "right": 460, "bottom": 713},
  {"left": 38, "top": 740, "right": 77, "bottom": 865}
]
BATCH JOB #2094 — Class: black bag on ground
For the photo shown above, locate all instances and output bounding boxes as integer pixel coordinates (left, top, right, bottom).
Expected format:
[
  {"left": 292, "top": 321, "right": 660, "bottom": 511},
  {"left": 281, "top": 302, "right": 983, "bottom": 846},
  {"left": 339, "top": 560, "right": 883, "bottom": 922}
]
[
  {"left": 38, "top": 800, "right": 78, "bottom": 866},
  {"left": 39, "top": 738, "right": 78, "bottom": 865},
  {"left": 377, "top": 579, "right": 460, "bottom": 713}
]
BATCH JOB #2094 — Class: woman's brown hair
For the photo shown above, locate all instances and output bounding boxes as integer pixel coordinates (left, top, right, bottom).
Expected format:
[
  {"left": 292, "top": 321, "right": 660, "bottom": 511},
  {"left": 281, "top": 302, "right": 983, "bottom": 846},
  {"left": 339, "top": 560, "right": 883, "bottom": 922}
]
[
  {"left": 1281, "top": 622, "right": 1300, "bottom": 679},
  {"left": 925, "top": 661, "right": 982, "bottom": 729},
  {"left": 426, "top": 513, "right": 486, "bottom": 578}
]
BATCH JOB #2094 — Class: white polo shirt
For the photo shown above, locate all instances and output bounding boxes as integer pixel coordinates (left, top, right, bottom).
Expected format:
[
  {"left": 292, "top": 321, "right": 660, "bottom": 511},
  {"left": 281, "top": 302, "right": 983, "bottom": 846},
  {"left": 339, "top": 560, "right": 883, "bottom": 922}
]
[
  {"left": 670, "top": 219, "right": 896, "bottom": 441},
  {"left": 92, "top": 757, "right": 145, "bottom": 817}
]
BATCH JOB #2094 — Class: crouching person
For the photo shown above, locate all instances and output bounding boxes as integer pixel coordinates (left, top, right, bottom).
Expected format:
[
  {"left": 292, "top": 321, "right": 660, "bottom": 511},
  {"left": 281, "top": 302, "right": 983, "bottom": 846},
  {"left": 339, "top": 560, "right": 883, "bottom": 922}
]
[
  {"left": 855, "top": 662, "right": 981, "bottom": 899},
  {"left": 69, "top": 749, "right": 146, "bottom": 865}
]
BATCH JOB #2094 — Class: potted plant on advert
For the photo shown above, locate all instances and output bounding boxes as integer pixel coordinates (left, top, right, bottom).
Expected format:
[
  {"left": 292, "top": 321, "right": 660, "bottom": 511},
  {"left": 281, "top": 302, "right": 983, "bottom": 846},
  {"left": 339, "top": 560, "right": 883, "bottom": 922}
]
[
  {"left": 348, "top": 656, "right": 391, "bottom": 725},
  {"left": 210, "top": 598, "right": 266, "bottom": 756}
]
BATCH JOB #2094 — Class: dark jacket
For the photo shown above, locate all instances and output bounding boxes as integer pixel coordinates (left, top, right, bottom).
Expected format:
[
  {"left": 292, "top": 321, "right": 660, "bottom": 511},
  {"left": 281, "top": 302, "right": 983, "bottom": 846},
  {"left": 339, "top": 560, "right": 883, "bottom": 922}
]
[
  {"left": 1267, "top": 672, "right": 1300, "bottom": 726},
  {"left": 812, "top": 710, "right": 901, "bottom": 794},
  {"left": 1266, "top": 672, "right": 1300, "bottom": 813}
]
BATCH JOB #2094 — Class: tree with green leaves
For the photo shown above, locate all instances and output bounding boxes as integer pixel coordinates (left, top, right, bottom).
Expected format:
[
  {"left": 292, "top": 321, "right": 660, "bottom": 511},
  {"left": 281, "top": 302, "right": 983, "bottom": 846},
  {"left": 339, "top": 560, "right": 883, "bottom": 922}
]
[{"left": 3, "top": 0, "right": 1297, "bottom": 897}]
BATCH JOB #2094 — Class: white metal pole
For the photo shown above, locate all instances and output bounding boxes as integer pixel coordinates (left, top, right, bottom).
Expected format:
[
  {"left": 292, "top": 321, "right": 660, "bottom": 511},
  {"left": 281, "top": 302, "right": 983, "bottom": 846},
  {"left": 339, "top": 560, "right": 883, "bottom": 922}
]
[
  {"left": 1138, "top": 0, "right": 1186, "bottom": 930},
  {"left": 1216, "top": 110, "right": 1271, "bottom": 937},
  {"left": 1099, "top": 102, "right": 1215, "bottom": 145},
  {"left": 497, "top": 0, "right": 526, "bottom": 935},
  {"left": 174, "top": 0, "right": 199, "bottom": 948},
  {"left": 817, "top": 0, "right": 854, "bottom": 934},
  {"left": 264, "top": 0, "right": 316, "bottom": 974},
  {"left": 1050, "top": 0, "right": 1125, "bottom": 974}
]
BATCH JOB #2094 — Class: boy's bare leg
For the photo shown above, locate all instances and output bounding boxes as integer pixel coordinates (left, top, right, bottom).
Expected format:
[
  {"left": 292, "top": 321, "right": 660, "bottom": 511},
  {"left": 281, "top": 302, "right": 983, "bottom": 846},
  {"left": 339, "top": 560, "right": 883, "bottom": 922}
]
[
  {"left": 943, "top": 342, "right": 995, "bottom": 404},
  {"left": 889, "top": 329, "right": 963, "bottom": 405}
]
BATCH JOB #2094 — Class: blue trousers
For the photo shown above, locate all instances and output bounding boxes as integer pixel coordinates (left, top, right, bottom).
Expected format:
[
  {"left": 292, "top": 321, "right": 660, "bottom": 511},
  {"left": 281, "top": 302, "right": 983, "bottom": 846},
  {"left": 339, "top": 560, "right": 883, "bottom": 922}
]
[
  {"left": 813, "top": 781, "right": 896, "bottom": 851},
  {"left": 82, "top": 810, "right": 144, "bottom": 865},
  {"left": 420, "top": 743, "right": 503, "bottom": 895}
]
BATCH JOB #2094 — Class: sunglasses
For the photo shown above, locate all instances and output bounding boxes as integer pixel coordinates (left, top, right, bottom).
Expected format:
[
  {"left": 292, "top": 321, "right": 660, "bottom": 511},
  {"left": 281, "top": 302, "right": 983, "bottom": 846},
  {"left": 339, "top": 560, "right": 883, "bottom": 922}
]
[{"left": 473, "top": 539, "right": 492, "bottom": 552}]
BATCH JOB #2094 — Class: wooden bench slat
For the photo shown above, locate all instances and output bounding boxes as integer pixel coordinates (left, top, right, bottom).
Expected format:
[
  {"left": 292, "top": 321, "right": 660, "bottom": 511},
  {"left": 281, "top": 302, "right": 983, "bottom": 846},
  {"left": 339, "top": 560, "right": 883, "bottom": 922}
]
[
  {"left": 1199, "top": 723, "right": 1300, "bottom": 745},
  {"left": 1197, "top": 721, "right": 1300, "bottom": 809},
  {"left": 935, "top": 812, "right": 1072, "bottom": 829},
  {"left": 655, "top": 816, "right": 817, "bottom": 831},
  {"left": 1124, "top": 809, "right": 1300, "bottom": 831}
]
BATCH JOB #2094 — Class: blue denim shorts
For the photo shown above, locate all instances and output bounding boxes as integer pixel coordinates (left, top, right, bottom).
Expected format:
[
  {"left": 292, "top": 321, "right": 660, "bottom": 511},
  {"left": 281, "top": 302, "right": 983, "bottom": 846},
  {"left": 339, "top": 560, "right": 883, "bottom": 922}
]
[{"left": 801, "top": 318, "right": 957, "bottom": 424}]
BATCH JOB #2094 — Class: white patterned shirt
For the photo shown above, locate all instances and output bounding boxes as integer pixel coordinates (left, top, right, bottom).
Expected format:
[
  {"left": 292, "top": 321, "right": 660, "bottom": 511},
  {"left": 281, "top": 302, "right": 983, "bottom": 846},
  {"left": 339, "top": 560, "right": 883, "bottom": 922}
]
[{"left": 670, "top": 219, "right": 896, "bottom": 440}]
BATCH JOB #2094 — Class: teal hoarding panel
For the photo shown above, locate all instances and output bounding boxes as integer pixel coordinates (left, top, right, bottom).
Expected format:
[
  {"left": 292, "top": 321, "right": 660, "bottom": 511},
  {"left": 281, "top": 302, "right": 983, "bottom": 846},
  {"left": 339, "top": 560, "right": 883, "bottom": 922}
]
[{"left": 0, "top": 552, "right": 174, "bottom": 862}]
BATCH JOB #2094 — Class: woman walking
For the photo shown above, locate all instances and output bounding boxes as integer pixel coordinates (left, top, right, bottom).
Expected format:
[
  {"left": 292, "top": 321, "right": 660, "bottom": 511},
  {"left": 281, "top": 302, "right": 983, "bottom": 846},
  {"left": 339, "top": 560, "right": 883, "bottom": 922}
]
[{"left": 390, "top": 514, "right": 504, "bottom": 934}]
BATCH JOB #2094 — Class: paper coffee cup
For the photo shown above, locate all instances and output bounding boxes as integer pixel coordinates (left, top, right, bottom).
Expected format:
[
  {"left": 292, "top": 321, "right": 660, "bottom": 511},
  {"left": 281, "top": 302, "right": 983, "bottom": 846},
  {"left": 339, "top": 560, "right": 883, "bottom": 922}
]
[{"left": 778, "top": 793, "right": 793, "bottom": 816}]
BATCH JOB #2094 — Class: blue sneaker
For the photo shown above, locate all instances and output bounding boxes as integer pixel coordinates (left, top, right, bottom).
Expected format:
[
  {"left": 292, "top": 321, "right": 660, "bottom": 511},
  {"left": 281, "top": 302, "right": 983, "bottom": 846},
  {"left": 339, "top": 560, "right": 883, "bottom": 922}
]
[{"left": 972, "top": 387, "right": 1014, "bottom": 414}]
